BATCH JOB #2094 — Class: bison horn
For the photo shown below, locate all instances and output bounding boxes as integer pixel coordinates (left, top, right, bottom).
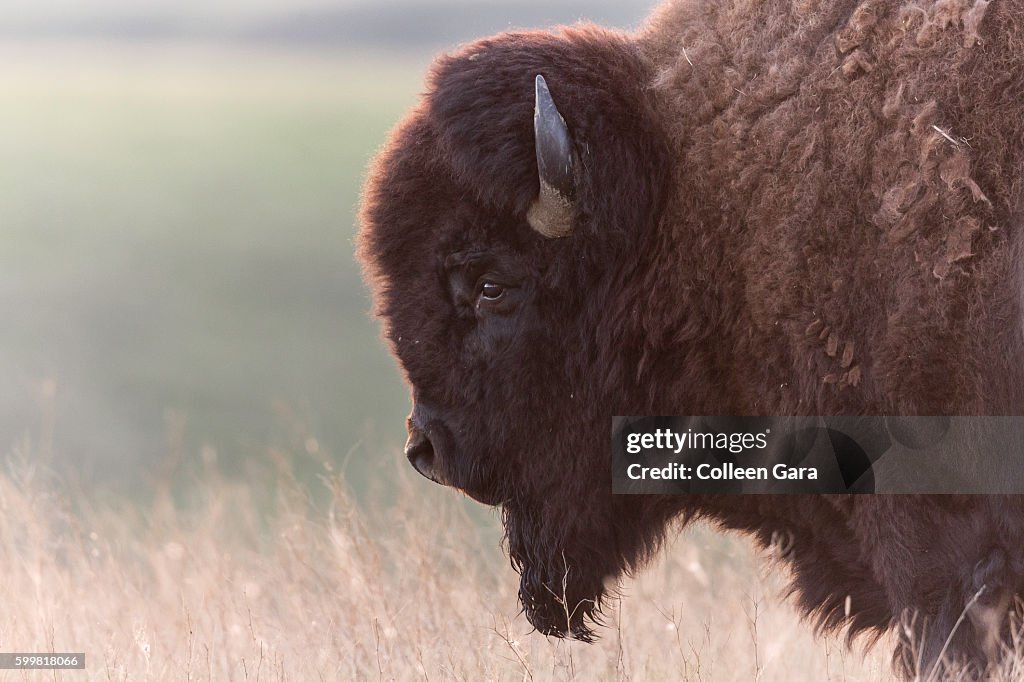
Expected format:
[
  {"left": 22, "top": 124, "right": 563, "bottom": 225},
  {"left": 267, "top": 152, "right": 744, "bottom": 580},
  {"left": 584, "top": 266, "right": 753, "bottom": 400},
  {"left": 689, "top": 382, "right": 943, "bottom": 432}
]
[{"left": 527, "top": 74, "right": 577, "bottom": 238}]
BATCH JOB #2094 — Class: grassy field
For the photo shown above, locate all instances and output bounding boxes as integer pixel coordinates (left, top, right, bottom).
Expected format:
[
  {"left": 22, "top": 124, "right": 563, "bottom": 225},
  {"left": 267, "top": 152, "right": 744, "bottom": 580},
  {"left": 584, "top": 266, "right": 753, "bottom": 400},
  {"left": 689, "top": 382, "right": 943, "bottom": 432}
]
[
  {"left": 11, "top": 448, "right": 1024, "bottom": 680},
  {"left": 1, "top": 452, "right": 901, "bottom": 681}
]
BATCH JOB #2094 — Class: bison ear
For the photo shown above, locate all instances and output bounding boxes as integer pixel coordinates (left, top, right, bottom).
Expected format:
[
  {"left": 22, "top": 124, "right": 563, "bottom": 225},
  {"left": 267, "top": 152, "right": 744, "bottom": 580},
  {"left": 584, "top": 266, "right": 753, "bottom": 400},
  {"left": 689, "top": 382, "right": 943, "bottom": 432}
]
[{"left": 527, "top": 74, "right": 578, "bottom": 239}]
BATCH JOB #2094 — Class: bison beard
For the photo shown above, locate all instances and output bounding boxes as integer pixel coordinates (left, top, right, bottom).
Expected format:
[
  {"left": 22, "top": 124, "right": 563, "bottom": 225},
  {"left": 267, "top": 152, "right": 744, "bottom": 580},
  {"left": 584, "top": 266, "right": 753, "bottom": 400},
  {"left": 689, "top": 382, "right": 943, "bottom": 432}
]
[
  {"left": 503, "top": 501, "right": 609, "bottom": 642},
  {"left": 357, "top": 0, "right": 1024, "bottom": 678},
  {"left": 503, "top": 491, "right": 678, "bottom": 642}
]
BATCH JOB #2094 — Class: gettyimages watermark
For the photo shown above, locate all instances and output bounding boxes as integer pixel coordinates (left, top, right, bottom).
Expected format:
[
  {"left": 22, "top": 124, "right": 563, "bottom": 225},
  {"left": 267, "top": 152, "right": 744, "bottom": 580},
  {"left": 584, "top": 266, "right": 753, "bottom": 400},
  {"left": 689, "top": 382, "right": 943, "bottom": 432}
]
[{"left": 612, "top": 416, "right": 1024, "bottom": 494}]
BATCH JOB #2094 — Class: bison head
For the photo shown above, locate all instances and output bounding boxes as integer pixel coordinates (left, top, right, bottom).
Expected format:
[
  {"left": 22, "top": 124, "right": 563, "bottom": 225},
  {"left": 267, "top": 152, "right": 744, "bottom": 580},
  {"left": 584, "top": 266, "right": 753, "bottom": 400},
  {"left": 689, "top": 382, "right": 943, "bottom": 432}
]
[{"left": 358, "top": 28, "right": 684, "bottom": 640}]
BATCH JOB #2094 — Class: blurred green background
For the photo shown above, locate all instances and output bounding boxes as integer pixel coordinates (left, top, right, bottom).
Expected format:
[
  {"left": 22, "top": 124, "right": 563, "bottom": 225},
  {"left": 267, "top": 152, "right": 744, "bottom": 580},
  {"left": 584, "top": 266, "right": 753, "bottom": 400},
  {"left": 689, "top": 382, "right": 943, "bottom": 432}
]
[{"left": 1, "top": 0, "right": 651, "bottom": 496}]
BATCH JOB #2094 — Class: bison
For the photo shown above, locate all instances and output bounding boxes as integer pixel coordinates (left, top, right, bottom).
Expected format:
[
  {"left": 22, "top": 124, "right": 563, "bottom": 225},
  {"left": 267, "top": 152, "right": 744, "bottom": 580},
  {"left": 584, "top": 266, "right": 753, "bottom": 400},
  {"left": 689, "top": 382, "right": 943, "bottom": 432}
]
[{"left": 357, "top": 0, "right": 1024, "bottom": 677}]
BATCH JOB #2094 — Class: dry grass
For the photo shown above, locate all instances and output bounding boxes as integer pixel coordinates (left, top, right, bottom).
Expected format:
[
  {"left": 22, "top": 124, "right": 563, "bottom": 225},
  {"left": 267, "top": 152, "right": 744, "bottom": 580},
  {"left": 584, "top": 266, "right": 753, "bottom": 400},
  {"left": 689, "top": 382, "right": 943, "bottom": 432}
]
[{"left": 3, "top": 444, "right": 1022, "bottom": 681}]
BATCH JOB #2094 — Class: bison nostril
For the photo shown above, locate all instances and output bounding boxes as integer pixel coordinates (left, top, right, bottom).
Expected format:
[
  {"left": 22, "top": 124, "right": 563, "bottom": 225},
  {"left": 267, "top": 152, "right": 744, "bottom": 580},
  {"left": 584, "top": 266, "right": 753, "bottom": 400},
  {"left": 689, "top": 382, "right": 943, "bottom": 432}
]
[{"left": 404, "top": 427, "right": 440, "bottom": 483}]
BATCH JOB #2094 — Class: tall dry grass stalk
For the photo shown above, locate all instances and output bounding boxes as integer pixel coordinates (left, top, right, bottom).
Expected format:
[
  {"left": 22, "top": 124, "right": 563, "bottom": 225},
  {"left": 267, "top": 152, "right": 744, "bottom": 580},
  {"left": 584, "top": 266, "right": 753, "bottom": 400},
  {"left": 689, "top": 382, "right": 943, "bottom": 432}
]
[{"left": 1, "top": 444, "right": 1019, "bottom": 680}]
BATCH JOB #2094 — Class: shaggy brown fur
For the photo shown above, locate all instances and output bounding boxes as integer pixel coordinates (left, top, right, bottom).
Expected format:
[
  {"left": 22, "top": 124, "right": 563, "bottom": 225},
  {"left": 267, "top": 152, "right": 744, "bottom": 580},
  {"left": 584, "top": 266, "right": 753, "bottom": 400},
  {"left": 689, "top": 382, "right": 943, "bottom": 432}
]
[{"left": 358, "top": 0, "right": 1024, "bottom": 677}]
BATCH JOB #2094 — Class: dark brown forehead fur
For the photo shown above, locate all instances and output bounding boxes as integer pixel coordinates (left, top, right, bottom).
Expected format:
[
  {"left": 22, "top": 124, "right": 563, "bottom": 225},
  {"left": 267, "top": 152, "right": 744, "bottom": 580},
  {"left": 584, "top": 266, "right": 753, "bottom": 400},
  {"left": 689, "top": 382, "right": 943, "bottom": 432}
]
[{"left": 358, "top": 26, "right": 672, "bottom": 299}]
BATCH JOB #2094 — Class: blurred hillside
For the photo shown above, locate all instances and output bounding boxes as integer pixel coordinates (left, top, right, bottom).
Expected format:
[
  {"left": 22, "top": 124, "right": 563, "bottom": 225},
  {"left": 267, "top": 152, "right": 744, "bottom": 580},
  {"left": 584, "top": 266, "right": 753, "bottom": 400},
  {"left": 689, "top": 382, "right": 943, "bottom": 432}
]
[
  {"left": 0, "top": 0, "right": 656, "bottom": 49},
  {"left": 1, "top": 47, "right": 415, "bottom": 492}
]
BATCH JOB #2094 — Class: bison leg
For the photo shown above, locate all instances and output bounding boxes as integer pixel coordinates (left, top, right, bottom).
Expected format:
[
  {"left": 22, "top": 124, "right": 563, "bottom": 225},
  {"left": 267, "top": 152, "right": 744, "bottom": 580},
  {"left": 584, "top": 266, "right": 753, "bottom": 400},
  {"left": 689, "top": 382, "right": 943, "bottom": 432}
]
[
  {"left": 894, "top": 589, "right": 986, "bottom": 680},
  {"left": 844, "top": 497, "right": 1024, "bottom": 678},
  {"left": 967, "top": 547, "right": 1021, "bottom": 668},
  {"left": 893, "top": 548, "right": 1019, "bottom": 682}
]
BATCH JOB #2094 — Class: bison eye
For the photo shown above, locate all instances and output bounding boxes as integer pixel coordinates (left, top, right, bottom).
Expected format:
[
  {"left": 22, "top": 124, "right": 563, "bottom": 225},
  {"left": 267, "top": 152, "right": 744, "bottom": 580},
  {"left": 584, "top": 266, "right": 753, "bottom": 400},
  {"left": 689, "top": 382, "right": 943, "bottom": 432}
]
[{"left": 479, "top": 281, "right": 505, "bottom": 302}]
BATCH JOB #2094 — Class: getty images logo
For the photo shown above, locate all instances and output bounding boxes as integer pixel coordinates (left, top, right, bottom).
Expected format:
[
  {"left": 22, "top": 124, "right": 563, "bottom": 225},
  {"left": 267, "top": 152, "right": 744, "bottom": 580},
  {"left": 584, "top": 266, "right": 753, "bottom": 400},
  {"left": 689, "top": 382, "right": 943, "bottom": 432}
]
[{"left": 614, "top": 416, "right": 957, "bottom": 494}]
